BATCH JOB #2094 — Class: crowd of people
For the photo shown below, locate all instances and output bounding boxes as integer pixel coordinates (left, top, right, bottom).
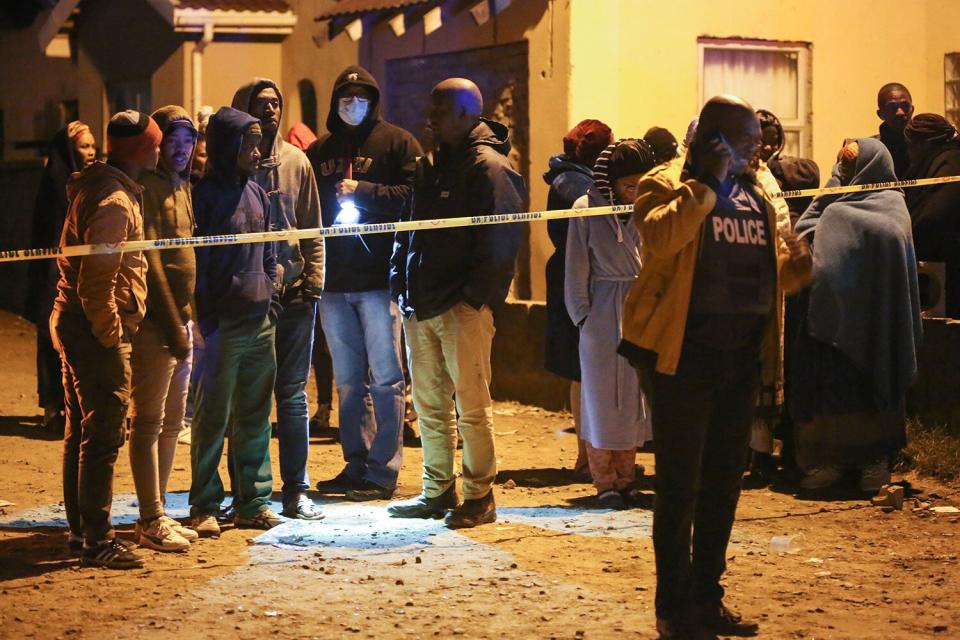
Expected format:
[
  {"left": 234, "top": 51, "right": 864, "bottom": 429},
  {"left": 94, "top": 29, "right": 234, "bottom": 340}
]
[{"left": 24, "top": 69, "right": 951, "bottom": 637}]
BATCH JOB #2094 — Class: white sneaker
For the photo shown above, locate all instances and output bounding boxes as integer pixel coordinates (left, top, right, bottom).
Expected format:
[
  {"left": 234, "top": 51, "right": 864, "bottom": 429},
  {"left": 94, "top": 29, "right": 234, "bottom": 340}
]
[
  {"left": 859, "top": 459, "right": 891, "bottom": 493},
  {"left": 176, "top": 426, "right": 192, "bottom": 445},
  {"left": 800, "top": 466, "right": 842, "bottom": 490},
  {"left": 137, "top": 517, "right": 190, "bottom": 552},
  {"left": 190, "top": 513, "right": 221, "bottom": 538},
  {"left": 160, "top": 515, "right": 199, "bottom": 542}
]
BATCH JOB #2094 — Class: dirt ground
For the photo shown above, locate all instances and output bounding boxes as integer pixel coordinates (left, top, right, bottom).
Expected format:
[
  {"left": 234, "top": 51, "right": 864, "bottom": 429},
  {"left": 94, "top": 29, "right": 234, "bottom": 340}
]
[{"left": 0, "top": 309, "right": 958, "bottom": 640}]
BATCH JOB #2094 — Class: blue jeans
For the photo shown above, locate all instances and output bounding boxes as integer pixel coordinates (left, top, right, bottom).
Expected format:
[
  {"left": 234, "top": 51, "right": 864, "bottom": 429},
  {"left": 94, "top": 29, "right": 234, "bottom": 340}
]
[
  {"left": 274, "top": 292, "right": 317, "bottom": 504},
  {"left": 319, "top": 289, "right": 404, "bottom": 490}
]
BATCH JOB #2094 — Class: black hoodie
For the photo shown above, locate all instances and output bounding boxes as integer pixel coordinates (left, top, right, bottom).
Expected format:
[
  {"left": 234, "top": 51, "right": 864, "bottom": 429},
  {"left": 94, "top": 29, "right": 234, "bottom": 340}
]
[
  {"left": 306, "top": 65, "right": 422, "bottom": 293},
  {"left": 390, "top": 118, "right": 526, "bottom": 321},
  {"left": 192, "top": 106, "right": 279, "bottom": 337}
]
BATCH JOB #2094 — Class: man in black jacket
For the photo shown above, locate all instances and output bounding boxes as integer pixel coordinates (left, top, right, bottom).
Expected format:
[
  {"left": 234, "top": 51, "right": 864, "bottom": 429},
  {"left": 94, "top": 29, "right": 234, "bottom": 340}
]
[
  {"left": 387, "top": 78, "right": 525, "bottom": 529},
  {"left": 306, "top": 66, "right": 423, "bottom": 500},
  {"left": 874, "top": 82, "right": 914, "bottom": 179}
]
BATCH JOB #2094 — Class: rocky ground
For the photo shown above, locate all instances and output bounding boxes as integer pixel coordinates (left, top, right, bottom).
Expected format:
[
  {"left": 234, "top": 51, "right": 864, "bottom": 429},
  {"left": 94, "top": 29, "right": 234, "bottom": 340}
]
[{"left": 0, "top": 310, "right": 958, "bottom": 639}]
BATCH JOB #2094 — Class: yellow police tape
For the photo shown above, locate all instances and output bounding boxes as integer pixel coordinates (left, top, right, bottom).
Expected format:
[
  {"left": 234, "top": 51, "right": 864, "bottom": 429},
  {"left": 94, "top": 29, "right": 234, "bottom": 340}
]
[{"left": 2, "top": 174, "right": 959, "bottom": 263}]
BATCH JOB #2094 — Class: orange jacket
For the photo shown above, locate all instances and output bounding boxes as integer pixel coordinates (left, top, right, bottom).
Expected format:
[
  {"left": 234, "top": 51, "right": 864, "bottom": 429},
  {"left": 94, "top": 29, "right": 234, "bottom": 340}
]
[
  {"left": 54, "top": 162, "right": 147, "bottom": 348},
  {"left": 620, "top": 157, "right": 811, "bottom": 384}
]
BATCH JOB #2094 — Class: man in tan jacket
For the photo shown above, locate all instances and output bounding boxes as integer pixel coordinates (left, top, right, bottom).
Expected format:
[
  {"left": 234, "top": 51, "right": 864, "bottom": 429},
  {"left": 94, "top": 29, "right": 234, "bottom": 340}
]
[
  {"left": 51, "top": 110, "right": 160, "bottom": 570},
  {"left": 618, "top": 96, "right": 812, "bottom": 638}
]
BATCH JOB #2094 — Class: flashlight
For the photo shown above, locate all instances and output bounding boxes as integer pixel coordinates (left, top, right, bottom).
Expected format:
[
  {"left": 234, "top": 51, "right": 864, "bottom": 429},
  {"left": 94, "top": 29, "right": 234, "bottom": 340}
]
[{"left": 335, "top": 159, "right": 360, "bottom": 225}]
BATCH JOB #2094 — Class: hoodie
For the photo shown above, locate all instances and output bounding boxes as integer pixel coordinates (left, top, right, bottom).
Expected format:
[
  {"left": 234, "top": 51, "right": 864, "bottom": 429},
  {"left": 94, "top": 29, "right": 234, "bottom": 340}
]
[
  {"left": 26, "top": 125, "right": 86, "bottom": 327},
  {"left": 53, "top": 161, "right": 148, "bottom": 348},
  {"left": 232, "top": 78, "right": 324, "bottom": 296},
  {"left": 390, "top": 118, "right": 526, "bottom": 321},
  {"left": 306, "top": 66, "right": 423, "bottom": 293},
  {"left": 137, "top": 105, "right": 197, "bottom": 358},
  {"left": 192, "top": 106, "right": 278, "bottom": 337}
]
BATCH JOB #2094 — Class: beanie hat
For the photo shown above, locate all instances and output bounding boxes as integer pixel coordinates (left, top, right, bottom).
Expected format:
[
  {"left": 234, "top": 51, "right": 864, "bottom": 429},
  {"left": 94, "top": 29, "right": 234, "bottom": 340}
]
[
  {"left": 563, "top": 119, "right": 614, "bottom": 169},
  {"left": 107, "top": 110, "right": 162, "bottom": 165}
]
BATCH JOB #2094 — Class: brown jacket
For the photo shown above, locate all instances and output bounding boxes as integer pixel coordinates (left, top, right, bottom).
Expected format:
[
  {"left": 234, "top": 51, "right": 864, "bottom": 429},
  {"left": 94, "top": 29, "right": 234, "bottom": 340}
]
[
  {"left": 621, "top": 157, "right": 811, "bottom": 384},
  {"left": 54, "top": 162, "right": 148, "bottom": 348}
]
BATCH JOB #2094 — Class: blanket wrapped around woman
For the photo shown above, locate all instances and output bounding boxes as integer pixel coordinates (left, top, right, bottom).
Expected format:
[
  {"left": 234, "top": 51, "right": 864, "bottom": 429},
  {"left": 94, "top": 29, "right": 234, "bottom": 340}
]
[{"left": 790, "top": 137, "right": 922, "bottom": 471}]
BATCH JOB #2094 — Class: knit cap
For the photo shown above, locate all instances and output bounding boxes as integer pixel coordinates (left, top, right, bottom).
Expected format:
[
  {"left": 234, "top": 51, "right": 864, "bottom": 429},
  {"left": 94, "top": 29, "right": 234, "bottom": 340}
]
[{"left": 107, "top": 110, "right": 162, "bottom": 165}]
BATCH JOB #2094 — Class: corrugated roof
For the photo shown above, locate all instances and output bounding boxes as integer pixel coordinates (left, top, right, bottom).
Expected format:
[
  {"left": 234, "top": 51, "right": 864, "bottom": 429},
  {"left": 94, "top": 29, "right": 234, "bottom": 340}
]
[
  {"left": 315, "top": 0, "right": 432, "bottom": 20},
  {"left": 174, "top": 0, "right": 292, "bottom": 12}
]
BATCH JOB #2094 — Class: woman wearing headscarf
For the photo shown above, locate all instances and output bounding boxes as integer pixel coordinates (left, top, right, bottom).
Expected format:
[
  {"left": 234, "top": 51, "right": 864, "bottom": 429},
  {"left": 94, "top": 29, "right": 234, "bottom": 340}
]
[
  {"left": 25, "top": 121, "right": 96, "bottom": 433},
  {"left": 904, "top": 113, "right": 960, "bottom": 318},
  {"left": 565, "top": 138, "right": 656, "bottom": 509},
  {"left": 542, "top": 119, "right": 613, "bottom": 477},
  {"left": 791, "top": 137, "right": 922, "bottom": 493}
]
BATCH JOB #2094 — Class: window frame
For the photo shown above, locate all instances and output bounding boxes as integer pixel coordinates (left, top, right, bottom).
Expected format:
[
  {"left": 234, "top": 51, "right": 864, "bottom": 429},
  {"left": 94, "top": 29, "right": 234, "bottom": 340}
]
[{"left": 697, "top": 37, "right": 813, "bottom": 158}]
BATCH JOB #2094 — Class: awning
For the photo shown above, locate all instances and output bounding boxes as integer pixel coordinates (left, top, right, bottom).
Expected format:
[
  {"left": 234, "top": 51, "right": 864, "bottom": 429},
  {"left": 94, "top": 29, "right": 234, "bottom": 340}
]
[
  {"left": 315, "top": 0, "right": 433, "bottom": 21},
  {"left": 151, "top": 0, "right": 297, "bottom": 35}
]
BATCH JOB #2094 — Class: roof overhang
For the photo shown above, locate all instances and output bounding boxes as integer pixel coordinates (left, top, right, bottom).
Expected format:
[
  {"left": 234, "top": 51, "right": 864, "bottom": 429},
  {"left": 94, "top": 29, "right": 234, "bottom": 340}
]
[{"left": 148, "top": 0, "right": 297, "bottom": 36}]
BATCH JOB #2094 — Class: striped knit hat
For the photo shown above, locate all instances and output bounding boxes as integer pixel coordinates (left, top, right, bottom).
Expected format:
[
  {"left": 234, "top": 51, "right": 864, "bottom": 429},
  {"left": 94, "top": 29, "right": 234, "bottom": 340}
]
[
  {"left": 592, "top": 138, "right": 656, "bottom": 204},
  {"left": 107, "top": 110, "right": 162, "bottom": 165}
]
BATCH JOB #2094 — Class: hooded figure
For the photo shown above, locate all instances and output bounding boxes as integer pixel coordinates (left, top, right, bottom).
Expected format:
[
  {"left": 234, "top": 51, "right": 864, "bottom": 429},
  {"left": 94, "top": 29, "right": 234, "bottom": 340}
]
[
  {"left": 26, "top": 121, "right": 95, "bottom": 427},
  {"left": 189, "top": 105, "right": 284, "bottom": 534},
  {"left": 307, "top": 65, "right": 423, "bottom": 293},
  {"left": 231, "top": 78, "right": 324, "bottom": 297},
  {"left": 905, "top": 113, "right": 960, "bottom": 318},
  {"left": 792, "top": 137, "right": 922, "bottom": 490},
  {"left": 565, "top": 139, "right": 654, "bottom": 503}
]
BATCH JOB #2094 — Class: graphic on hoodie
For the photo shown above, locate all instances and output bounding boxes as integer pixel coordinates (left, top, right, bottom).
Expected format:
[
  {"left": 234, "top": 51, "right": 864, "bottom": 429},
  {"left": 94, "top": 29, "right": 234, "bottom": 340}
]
[{"left": 307, "top": 65, "right": 422, "bottom": 294}]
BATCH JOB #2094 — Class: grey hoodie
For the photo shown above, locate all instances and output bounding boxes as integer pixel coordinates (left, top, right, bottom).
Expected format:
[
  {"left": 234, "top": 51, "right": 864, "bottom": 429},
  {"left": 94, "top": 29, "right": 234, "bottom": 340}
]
[{"left": 232, "top": 78, "right": 324, "bottom": 296}]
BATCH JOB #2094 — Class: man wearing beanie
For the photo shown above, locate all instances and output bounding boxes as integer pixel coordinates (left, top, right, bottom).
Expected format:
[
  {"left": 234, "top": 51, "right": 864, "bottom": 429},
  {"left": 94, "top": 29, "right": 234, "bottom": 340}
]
[
  {"left": 232, "top": 78, "right": 325, "bottom": 520},
  {"left": 50, "top": 110, "right": 159, "bottom": 569},
  {"left": 129, "top": 106, "right": 200, "bottom": 552},
  {"left": 307, "top": 65, "right": 423, "bottom": 501}
]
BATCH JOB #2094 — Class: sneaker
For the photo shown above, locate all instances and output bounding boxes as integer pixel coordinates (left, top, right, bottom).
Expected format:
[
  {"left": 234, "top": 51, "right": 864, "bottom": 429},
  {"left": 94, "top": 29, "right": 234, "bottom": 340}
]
[
  {"left": 387, "top": 484, "right": 459, "bottom": 519},
  {"left": 444, "top": 490, "right": 496, "bottom": 529},
  {"left": 281, "top": 494, "right": 325, "bottom": 520},
  {"left": 218, "top": 502, "right": 236, "bottom": 523},
  {"left": 346, "top": 480, "right": 395, "bottom": 502},
  {"left": 137, "top": 517, "right": 190, "bottom": 552},
  {"left": 190, "top": 513, "right": 221, "bottom": 538},
  {"left": 860, "top": 459, "right": 891, "bottom": 493},
  {"left": 160, "top": 515, "right": 199, "bottom": 542},
  {"left": 800, "top": 466, "right": 842, "bottom": 491},
  {"left": 176, "top": 425, "right": 192, "bottom": 445},
  {"left": 315, "top": 470, "right": 364, "bottom": 495},
  {"left": 234, "top": 508, "right": 283, "bottom": 530},
  {"left": 81, "top": 538, "right": 145, "bottom": 570},
  {"left": 597, "top": 489, "right": 627, "bottom": 510},
  {"left": 695, "top": 602, "right": 759, "bottom": 637}
]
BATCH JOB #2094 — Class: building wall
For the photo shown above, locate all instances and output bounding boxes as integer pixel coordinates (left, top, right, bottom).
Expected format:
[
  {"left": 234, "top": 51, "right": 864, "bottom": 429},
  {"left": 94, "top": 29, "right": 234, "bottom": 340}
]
[
  {"left": 0, "top": 18, "right": 78, "bottom": 160},
  {"left": 280, "top": 0, "right": 571, "bottom": 301},
  {"left": 568, "top": 0, "right": 944, "bottom": 183},
  {"left": 185, "top": 40, "right": 284, "bottom": 115}
]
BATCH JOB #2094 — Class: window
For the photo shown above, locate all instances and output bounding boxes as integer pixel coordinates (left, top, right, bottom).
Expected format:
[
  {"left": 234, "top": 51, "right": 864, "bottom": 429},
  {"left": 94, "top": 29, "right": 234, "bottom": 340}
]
[
  {"left": 945, "top": 53, "right": 960, "bottom": 129},
  {"left": 698, "top": 38, "right": 812, "bottom": 158}
]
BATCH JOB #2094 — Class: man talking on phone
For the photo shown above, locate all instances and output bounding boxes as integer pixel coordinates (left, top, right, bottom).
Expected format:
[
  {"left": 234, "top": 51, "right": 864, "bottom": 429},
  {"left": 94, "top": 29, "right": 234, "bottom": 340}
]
[{"left": 618, "top": 95, "right": 813, "bottom": 639}]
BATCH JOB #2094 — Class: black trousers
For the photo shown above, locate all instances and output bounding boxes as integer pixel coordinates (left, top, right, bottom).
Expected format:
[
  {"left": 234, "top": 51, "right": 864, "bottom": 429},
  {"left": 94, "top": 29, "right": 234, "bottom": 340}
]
[
  {"left": 51, "top": 310, "right": 132, "bottom": 544},
  {"left": 640, "top": 343, "right": 760, "bottom": 619}
]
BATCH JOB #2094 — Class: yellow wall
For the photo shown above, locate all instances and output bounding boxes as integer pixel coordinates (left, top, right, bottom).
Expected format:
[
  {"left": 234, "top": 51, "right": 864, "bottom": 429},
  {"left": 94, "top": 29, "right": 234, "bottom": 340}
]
[
  {"left": 570, "top": 0, "right": 948, "bottom": 182},
  {"left": 187, "top": 40, "right": 284, "bottom": 115}
]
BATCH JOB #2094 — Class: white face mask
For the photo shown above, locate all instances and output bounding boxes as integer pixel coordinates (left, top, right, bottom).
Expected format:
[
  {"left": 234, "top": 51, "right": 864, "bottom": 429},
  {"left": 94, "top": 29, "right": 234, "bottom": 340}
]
[{"left": 338, "top": 96, "right": 370, "bottom": 127}]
